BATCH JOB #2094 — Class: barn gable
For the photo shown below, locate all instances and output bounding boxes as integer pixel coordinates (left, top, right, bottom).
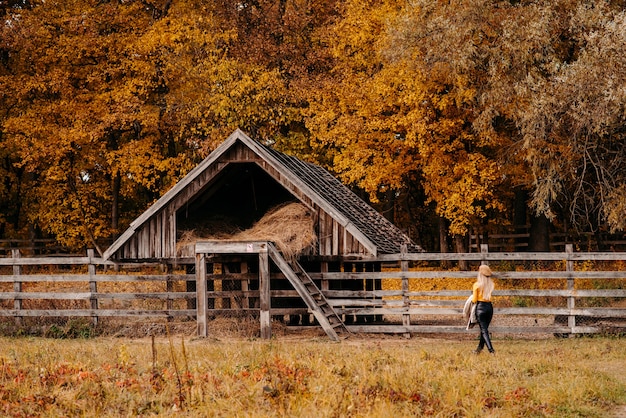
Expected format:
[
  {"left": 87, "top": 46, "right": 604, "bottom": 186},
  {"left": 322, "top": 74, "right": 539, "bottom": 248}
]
[{"left": 102, "top": 129, "right": 420, "bottom": 261}]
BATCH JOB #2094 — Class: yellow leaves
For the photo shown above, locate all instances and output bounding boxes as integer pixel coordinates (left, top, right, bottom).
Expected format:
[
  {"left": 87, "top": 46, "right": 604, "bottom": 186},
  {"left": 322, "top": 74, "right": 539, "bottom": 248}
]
[
  {"left": 0, "top": 0, "right": 180, "bottom": 248},
  {"left": 307, "top": 0, "right": 508, "bottom": 238},
  {"left": 604, "top": 185, "right": 626, "bottom": 234},
  {"left": 110, "top": 139, "right": 155, "bottom": 190},
  {"left": 7, "top": 0, "right": 624, "bottom": 250},
  {"left": 422, "top": 150, "right": 504, "bottom": 236},
  {"left": 329, "top": 0, "right": 402, "bottom": 63},
  {"left": 166, "top": 59, "right": 288, "bottom": 156}
]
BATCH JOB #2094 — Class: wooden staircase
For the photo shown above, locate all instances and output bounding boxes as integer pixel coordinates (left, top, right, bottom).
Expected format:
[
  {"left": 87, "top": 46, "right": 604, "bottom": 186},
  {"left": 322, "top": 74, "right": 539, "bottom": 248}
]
[{"left": 267, "top": 243, "right": 349, "bottom": 341}]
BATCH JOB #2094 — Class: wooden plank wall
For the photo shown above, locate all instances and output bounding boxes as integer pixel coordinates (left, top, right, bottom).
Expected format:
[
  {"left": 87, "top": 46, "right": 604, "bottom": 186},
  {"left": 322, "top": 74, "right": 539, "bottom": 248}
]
[
  {"left": 112, "top": 141, "right": 374, "bottom": 260},
  {"left": 119, "top": 157, "right": 224, "bottom": 260},
  {"left": 122, "top": 210, "right": 176, "bottom": 260}
]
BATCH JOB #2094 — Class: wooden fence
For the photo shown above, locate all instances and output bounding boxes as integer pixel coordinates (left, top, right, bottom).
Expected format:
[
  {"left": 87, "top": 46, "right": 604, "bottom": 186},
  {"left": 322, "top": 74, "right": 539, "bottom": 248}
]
[
  {"left": 0, "top": 239, "right": 70, "bottom": 256},
  {"left": 336, "top": 245, "right": 626, "bottom": 336},
  {"left": 469, "top": 230, "right": 626, "bottom": 252},
  {"left": 0, "top": 249, "right": 196, "bottom": 327},
  {"left": 0, "top": 245, "right": 625, "bottom": 338}
]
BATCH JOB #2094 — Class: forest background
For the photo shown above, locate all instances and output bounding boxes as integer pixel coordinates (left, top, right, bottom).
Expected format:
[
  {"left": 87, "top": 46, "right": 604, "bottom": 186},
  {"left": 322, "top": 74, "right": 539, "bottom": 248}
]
[{"left": 1, "top": 0, "right": 626, "bottom": 255}]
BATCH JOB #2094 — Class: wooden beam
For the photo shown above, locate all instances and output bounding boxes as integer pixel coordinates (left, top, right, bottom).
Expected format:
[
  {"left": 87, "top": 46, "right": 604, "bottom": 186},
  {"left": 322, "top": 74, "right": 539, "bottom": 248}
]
[
  {"left": 0, "top": 274, "right": 192, "bottom": 283},
  {"left": 344, "top": 325, "right": 596, "bottom": 334},
  {"left": 566, "top": 244, "right": 575, "bottom": 331},
  {"left": 0, "top": 292, "right": 195, "bottom": 300},
  {"left": 88, "top": 249, "right": 98, "bottom": 327},
  {"left": 400, "top": 244, "right": 410, "bottom": 338},
  {"left": 259, "top": 249, "right": 270, "bottom": 339},
  {"left": 241, "top": 261, "right": 249, "bottom": 309},
  {"left": 12, "top": 249, "right": 22, "bottom": 326},
  {"left": 0, "top": 256, "right": 113, "bottom": 266},
  {"left": 196, "top": 253, "right": 208, "bottom": 337},
  {"left": 0, "top": 309, "right": 196, "bottom": 317},
  {"left": 195, "top": 241, "right": 268, "bottom": 254}
]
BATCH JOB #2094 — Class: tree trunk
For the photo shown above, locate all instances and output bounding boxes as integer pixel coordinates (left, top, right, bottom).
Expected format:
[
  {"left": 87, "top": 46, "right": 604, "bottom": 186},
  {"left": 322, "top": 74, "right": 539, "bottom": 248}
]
[
  {"left": 454, "top": 234, "right": 469, "bottom": 270},
  {"left": 438, "top": 217, "right": 450, "bottom": 268},
  {"left": 528, "top": 213, "right": 550, "bottom": 251},
  {"left": 381, "top": 188, "right": 395, "bottom": 223},
  {"left": 513, "top": 188, "right": 528, "bottom": 250},
  {"left": 111, "top": 170, "right": 121, "bottom": 233},
  {"left": 438, "top": 217, "right": 449, "bottom": 253}
]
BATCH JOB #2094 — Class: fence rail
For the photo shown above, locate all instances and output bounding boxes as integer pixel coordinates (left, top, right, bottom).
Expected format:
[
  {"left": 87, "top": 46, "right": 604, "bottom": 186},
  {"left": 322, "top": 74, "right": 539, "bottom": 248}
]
[
  {"left": 469, "top": 230, "right": 626, "bottom": 252},
  {"left": 1, "top": 245, "right": 625, "bottom": 337}
]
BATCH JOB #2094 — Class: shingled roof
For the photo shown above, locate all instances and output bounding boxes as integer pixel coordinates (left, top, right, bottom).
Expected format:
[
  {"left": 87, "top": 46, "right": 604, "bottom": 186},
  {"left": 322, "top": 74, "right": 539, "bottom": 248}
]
[
  {"left": 261, "top": 145, "right": 421, "bottom": 254},
  {"left": 103, "top": 129, "right": 421, "bottom": 260}
]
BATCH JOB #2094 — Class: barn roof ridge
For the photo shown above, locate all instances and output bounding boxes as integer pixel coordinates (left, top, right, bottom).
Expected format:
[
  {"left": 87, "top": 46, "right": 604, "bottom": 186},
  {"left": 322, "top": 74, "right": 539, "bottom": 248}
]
[{"left": 102, "top": 129, "right": 420, "bottom": 260}]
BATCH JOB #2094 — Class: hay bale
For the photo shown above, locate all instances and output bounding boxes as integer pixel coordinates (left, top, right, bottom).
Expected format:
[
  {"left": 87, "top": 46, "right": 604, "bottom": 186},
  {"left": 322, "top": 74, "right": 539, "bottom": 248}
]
[
  {"left": 233, "top": 202, "right": 317, "bottom": 259},
  {"left": 177, "top": 203, "right": 317, "bottom": 258}
]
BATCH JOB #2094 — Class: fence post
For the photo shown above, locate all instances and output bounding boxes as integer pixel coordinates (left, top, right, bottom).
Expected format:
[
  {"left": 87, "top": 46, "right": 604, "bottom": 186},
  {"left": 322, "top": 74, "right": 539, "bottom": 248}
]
[
  {"left": 320, "top": 262, "right": 329, "bottom": 294},
  {"left": 259, "top": 248, "right": 271, "bottom": 339},
  {"left": 164, "top": 263, "right": 173, "bottom": 321},
  {"left": 12, "top": 249, "right": 22, "bottom": 326},
  {"left": 196, "top": 253, "right": 207, "bottom": 337},
  {"left": 565, "top": 244, "right": 575, "bottom": 332},
  {"left": 241, "top": 261, "right": 250, "bottom": 309},
  {"left": 480, "top": 244, "right": 489, "bottom": 265},
  {"left": 400, "top": 244, "right": 410, "bottom": 338},
  {"left": 88, "top": 249, "right": 98, "bottom": 327}
]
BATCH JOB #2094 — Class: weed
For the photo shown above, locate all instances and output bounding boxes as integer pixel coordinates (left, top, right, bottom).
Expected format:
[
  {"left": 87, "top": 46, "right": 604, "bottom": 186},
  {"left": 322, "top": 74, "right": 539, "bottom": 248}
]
[{"left": 512, "top": 296, "right": 533, "bottom": 308}]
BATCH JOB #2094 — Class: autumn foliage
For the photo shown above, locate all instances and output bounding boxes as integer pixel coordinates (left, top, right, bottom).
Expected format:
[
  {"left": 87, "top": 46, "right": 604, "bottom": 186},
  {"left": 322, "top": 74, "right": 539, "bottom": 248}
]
[{"left": 2, "top": 0, "right": 626, "bottom": 252}]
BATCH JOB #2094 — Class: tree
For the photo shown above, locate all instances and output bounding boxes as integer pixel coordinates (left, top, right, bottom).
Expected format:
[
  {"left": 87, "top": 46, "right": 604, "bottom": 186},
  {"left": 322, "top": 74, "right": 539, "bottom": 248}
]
[
  {"left": 305, "top": 0, "right": 508, "bottom": 251},
  {"left": 1, "top": 1, "right": 175, "bottom": 252},
  {"left": 387, "top": 0, "right": 626, "bottom": 248},
  {"left": 3, "top": 0, "right": 625, "bottom": 253},
  {"left": 518, "top": 5, "right": 626, "bottom": 236},
  {"left": 204, "top": 0, "right": 340, "bottom": 160},
  {"left": 0, "top": 0, "right": 309, "bottom": 251}
]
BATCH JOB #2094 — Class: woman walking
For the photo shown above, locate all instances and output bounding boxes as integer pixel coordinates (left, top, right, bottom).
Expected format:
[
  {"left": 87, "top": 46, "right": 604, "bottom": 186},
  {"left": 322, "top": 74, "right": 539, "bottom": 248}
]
[{"left": 472, "top": 264, "right": 496, "bottom": 354}]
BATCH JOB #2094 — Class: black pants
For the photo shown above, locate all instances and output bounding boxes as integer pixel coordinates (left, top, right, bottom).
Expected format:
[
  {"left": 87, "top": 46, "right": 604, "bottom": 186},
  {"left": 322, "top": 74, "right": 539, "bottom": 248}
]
[{"left": 476, "top": 301, "right": 494, "bottom": 353}]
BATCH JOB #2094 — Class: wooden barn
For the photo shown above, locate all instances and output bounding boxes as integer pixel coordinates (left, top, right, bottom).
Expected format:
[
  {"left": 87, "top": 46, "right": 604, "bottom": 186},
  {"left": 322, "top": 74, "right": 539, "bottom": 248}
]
[
  {"left": 103, "top": 129, "right": 422, "bottom": 340},
  {"left": 4, "top": 129, "right": 623, "bottom": 340}
]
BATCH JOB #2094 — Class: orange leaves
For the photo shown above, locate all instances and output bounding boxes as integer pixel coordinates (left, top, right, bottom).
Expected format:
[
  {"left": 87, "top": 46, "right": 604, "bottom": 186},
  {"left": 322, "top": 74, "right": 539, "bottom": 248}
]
[
  {"left": 138, "top": 2, "right": 292, "bottom": 156},
  {"left": 234, "top": 356, "right": 316, "bottom": 410},
  {"left": 0, "top": 1, "right": 211, "bottom": 248},
  {"left": 357, "top": 384, "right": 431, "bottom": 408},
  {"left": 306, "top": 0, "right": 507, "bottom": 237},
  {"left": 4, "top": 0, "right": 626, "bottom": 248},
  {"left": 421, "top": 150, "right": 504, "bottom": 235}
]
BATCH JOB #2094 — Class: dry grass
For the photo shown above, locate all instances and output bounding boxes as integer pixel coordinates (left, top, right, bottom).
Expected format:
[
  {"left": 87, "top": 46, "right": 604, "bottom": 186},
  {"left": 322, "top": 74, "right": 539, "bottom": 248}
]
[
  {"left": 177, "top": 202, "right": 316, "bottom": 259},
  {"left": 0, "top": 332, "right": 624, "bottom": 417},
  {"left": 231, "top": 202, "right": 317, "bottom": 259}
]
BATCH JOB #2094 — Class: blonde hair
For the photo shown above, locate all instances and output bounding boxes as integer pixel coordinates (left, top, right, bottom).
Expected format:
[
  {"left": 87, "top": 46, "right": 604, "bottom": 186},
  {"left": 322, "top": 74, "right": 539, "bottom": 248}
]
[{"left": 476, "top": 264, "right": 495, "bottom": 300}]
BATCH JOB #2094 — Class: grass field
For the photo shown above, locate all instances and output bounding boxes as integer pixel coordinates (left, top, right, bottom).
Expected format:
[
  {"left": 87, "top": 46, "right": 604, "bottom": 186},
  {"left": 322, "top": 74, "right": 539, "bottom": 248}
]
[{"left": 0, "top": 332, "right": 624, "bottom": 417}]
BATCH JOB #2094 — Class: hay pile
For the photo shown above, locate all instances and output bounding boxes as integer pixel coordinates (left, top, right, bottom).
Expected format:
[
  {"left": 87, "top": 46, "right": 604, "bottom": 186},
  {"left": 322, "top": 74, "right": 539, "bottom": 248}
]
[{"left": 177, "top": 202, "right": 317, "bottom": 259}]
